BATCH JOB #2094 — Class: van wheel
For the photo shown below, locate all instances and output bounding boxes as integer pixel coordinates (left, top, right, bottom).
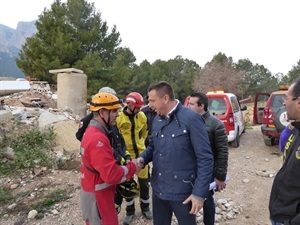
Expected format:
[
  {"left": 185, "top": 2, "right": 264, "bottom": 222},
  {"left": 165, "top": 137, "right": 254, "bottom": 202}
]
[{"left": 231, "top": 129, "right": 240, "bottom": 148}]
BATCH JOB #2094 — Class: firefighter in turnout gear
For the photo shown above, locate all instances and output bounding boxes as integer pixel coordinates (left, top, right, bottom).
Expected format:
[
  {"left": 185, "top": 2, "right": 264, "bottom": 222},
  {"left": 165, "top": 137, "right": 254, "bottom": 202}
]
[{"left": 116, "top": 92, "right": 153, "bottom": 225}]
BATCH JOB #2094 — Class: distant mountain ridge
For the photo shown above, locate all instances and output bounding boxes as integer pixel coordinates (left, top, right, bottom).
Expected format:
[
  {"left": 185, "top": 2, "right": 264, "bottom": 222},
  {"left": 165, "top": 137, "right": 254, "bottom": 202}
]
[{"left": 0, "top": 21, "right": 37, "bottom": 78}]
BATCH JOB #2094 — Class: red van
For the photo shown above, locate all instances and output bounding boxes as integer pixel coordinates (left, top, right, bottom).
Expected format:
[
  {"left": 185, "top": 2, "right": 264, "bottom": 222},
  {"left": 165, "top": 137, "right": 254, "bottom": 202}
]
[{"left": 253, "top": 86, "right": 288, "bottom": 146}]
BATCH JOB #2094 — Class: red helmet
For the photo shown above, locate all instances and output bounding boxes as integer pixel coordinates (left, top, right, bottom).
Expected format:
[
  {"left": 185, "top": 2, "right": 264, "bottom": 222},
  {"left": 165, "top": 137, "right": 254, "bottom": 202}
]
[{"left": 125, "top": 92, "right": 144, "bottom": 108}]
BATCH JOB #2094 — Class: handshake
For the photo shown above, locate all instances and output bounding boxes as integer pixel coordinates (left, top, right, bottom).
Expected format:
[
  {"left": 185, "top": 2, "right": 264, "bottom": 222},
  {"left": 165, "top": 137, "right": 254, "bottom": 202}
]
[{"left": 132, "top": 157, "right": 144, "bottom": 174}]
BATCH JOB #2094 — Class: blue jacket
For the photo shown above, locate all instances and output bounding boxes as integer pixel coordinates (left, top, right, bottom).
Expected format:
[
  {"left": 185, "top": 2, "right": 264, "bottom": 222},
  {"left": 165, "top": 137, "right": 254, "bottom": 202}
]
[
  {"left": 140, "top": 102, "right": 214, "bottom": 201},
  {"left": 279, "top": 126, "right": 292, "bottom": 153}
]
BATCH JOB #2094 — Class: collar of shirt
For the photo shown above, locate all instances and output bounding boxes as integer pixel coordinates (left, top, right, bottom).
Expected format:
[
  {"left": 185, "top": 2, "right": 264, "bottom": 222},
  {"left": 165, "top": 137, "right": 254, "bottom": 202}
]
[{"left": 166, "top": 99, "right": 179, "bottom": 119}]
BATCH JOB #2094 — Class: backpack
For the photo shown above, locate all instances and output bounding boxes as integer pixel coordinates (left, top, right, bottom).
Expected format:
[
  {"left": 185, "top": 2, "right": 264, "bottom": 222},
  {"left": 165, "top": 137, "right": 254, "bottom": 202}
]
[{"left": 75, "top": 113, "right": 93, "bottom": 141}]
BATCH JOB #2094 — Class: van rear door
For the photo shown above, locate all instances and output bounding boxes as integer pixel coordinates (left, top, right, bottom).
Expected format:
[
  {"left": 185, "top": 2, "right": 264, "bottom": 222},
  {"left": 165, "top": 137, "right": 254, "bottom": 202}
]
[
  {"left": 208, "top": 95, "right": 231, "bottom": 135},
  {"left": 253, "top": 92, "right": 270, "bottom": 125}
]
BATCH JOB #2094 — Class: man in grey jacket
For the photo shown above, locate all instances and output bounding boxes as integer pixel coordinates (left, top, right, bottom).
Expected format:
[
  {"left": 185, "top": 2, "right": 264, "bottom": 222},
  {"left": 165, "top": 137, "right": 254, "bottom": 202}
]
[
  {"left": 188, "top": 92, "right": 228, "bottom": 225},
  {"left": 137, "top": 81, "right": 214, "bottom": 225}
]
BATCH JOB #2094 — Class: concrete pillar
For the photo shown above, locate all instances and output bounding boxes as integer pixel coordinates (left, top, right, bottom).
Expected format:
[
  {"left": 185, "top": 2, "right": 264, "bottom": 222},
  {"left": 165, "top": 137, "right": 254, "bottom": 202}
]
[{"left": 49, "top": 68, "right": 87, "bottom": 118}]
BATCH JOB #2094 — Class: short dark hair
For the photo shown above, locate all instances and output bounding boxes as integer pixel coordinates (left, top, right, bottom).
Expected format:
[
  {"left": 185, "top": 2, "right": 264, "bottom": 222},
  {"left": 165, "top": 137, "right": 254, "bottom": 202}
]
[
  {"left": 292, "top": 78, "right": 300, "bottom": 98},
  {"left": 190, "top": 92, "right": 208, "bottom": 111},
  {"left": 147, "top": 81, "right": 175, "bottom": 100}
]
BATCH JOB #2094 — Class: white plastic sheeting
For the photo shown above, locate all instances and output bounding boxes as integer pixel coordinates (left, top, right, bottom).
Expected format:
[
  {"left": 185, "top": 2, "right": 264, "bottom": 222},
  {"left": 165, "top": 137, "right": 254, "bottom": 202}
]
[{"left": 0, "top": 79, "right": 30, "bottom": 96}]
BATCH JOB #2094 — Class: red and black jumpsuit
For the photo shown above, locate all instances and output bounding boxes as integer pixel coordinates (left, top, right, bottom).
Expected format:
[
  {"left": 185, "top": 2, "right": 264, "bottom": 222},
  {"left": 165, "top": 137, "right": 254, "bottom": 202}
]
[{"left": 80, "top": 119, "right": 136, "bottom": 225}]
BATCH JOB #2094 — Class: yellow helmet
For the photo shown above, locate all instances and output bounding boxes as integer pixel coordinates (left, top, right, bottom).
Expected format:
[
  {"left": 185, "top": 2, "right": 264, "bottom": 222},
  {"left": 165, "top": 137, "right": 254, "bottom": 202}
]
[
  {"left": 117, "top": 178, "right": 139, "bottom": 199},
  {"left": 89, "top": 93, "right": 122, "bottom": 111}
]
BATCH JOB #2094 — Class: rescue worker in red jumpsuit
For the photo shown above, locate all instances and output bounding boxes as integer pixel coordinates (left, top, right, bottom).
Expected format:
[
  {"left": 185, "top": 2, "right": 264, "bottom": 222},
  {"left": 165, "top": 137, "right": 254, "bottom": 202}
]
[{"left": 80, "top": 92, "right": 141, "bottom": 225}]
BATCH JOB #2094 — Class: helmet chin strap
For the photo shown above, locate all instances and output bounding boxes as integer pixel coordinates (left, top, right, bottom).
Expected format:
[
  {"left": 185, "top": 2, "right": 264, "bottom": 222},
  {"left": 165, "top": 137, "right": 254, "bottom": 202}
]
[
  {"left": 98, "top": 110, "right": 111, "bottom": 129},
  {"left": 128, "top": 106, "right": 137, "bottom": 115}
]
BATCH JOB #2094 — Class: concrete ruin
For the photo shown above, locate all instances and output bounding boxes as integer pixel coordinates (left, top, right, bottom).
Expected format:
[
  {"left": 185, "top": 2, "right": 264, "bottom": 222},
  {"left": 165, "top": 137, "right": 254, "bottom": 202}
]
[
  {"left": 49, "top": 68, "right": 87, "bottom": 118},
  {"left": 0, "top": 68, "right": 87, "bottom": 122}
]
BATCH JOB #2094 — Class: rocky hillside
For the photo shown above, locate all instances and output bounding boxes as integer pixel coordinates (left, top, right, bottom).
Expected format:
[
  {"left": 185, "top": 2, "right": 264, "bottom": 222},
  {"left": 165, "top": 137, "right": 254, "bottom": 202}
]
[{"left": 0, "top": 21, "right": 36, "bottom": 78}]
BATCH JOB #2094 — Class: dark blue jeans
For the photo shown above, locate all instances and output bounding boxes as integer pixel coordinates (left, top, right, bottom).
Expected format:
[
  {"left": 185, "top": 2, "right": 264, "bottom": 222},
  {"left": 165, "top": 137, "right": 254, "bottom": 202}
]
[
  {"left": 270, "top": 219, "right": 283, "bottom": 225},
  {"left": 152, "top": 193, "right": 197, "bottom": 225},
  {"left": 203, "top": 191, "right": 215, "bottom": 225}
]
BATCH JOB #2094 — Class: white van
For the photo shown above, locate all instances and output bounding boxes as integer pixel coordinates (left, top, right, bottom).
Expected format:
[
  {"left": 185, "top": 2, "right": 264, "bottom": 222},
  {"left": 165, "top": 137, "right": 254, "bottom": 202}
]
[{"left": 206, "top": 91, "right": 247, "bottom": 148}]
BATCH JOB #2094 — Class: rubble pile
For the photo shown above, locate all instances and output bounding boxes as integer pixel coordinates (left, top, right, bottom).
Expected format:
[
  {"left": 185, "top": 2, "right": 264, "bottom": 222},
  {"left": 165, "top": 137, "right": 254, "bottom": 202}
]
[
  {"left": 1, "top": 81, "right": 57, "bottom": 109},
  {"left": 0, "top": 81, "right": 82, "bottom": 161},
  {"left": 196, "top": 198, "right": 243, "bottom": 224}
]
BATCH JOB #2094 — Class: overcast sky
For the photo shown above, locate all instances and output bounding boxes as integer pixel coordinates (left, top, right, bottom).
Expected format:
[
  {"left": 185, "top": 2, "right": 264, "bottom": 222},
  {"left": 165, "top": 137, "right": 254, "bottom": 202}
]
[{"left": 0, "top": 0, "right": 299, "bottom": 75}]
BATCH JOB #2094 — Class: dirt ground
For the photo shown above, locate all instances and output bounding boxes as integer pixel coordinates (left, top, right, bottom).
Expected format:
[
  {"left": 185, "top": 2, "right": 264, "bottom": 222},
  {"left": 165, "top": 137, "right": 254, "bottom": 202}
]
[
  {"left": 215, "top": 125, "right": 282, "bottom": 225},
  {"left": 0, "top": 102, "right": 283, "bottom": 225}
]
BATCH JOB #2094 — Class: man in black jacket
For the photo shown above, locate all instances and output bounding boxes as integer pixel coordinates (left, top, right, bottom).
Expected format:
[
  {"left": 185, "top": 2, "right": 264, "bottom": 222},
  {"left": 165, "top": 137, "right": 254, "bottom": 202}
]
[
  {"left": 141, "top": 104, "right": 157, "bottom": 146},
  {"left": 188, "top": 92, "right": 228, "bottom": 225},
  {"left": 141, "top": 104, "right": 157, "bottom": 183},
  {"left": 269, "top": 78, "right": 300, "bottom": 225}
]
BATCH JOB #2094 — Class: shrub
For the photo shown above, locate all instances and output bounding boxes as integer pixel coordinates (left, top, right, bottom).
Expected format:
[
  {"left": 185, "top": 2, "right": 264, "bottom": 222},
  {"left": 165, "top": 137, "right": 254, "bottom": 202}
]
[
  {"left": 0, "top": 187, "right": 13, "bottom": 205},
  {"left": 30, "top": 189, "right": 69, "bottom": 210},
  {"left": 0, "top": 127, "right": 56, "bottom": 175}
]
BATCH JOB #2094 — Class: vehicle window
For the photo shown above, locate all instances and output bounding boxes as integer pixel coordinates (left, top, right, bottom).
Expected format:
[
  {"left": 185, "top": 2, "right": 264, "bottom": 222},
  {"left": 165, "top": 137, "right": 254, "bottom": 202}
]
[
  {"left": 270, "top": 94, "right": 284, "bottom": 109},
  {"left": 230, "top": 97, "right": 240, "bottom": 113},
  {"left": 257, "top": 94, "right": 269, "bottom": 110},
  {"left": 208, "top": 98, "right": 226, "bottom": 115}
]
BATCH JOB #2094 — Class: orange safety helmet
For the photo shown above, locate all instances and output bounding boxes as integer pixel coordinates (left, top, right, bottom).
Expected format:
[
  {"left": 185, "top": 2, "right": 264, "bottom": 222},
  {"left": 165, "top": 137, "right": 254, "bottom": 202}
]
[
  {"left": 89, "top": 93, "right": 122, "bottom": 111},
  {"left": 125, "top": 92, "right": 144, "bottom": 108}
]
